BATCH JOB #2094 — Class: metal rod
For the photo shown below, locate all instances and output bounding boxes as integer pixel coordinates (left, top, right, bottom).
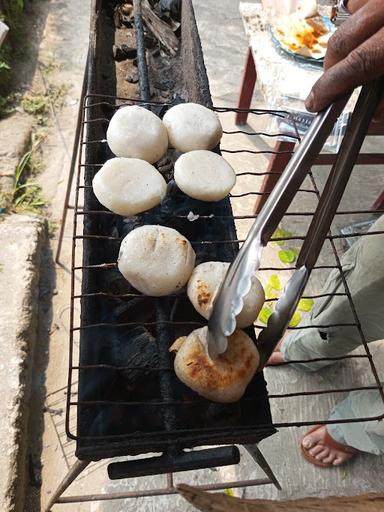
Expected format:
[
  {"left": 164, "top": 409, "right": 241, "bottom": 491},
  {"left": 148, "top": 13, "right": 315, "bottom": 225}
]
[
  {"left": 55, "top": 48, "right": 89, "bottom": 264},
  {"left": 44, "top": 459, "right": 90, "bottom": 511},
  {"left": 68, "top": 385, "right": 380, "bottom": 407},
  {"left": 244, "top": 444, "right": 281, "bottom": 490},
  {"left": 55, "top": 478, "right": 272, "bottom": 503},
  {"left": 167, "top": 473, "right": 174, "bottom": 488},
  {"left": 133, "top": 0, "right": 150, "bottom": 101},
  {"left": 65, "top": 411, "right": 384, "bottom": 444},
  {"left": 71, "top": 321, "right": 359, "bottom": 331},
  {"left": 72, "top": 230, "right": 384, "bottom": 243}
]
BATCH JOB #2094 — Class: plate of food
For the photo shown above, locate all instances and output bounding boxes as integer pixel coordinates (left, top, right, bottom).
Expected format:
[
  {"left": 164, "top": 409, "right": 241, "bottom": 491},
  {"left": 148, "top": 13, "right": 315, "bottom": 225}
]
[{"left": 269, "top": 7, "right": 335, "bottom": 65}]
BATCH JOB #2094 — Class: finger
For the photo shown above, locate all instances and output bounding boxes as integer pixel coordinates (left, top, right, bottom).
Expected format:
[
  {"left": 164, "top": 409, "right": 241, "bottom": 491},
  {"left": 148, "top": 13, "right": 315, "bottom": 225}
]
[
  {"left": 306, "top": 26, "right": 384, "bottom": 112},
  {"left": 348, "top": 0, "right": 371, "bottom": 14},
  {"left": 325, "top": 0, "right": 384, "bottom": 69}
]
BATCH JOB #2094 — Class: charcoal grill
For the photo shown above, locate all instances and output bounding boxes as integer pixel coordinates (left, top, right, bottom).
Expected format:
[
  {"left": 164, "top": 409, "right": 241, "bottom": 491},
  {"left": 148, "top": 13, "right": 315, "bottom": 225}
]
[{"left": 47, "top": 0, "right": 384, "bottom": 509}]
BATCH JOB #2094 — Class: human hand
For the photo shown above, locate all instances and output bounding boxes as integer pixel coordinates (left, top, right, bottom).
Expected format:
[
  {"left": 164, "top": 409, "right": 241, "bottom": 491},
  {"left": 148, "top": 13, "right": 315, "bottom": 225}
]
[{"left": 305, "top": 0, "right": 384, "bottom": 113}]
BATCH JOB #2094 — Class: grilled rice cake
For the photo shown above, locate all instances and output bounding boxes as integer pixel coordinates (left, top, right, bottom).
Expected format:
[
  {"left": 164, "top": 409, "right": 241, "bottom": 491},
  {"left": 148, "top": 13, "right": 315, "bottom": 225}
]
[{"left": 171, "top": 327, "right": 259, "bottom": 403}]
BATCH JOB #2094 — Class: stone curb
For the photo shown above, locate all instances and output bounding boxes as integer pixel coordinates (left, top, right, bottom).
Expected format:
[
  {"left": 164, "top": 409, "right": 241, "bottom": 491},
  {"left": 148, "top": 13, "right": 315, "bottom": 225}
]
[{"left": 0, "top": 214, "right": 47, "bottom": 511}]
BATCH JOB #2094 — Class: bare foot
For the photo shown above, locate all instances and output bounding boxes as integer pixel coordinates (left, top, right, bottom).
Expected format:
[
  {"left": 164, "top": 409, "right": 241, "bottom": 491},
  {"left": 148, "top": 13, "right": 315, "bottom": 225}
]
[
  {"left": 266, "top": 338, "right": 285, "bottom": 366},
  {"left": 301, "top": 426, "right": 357, "bottom": 467}
]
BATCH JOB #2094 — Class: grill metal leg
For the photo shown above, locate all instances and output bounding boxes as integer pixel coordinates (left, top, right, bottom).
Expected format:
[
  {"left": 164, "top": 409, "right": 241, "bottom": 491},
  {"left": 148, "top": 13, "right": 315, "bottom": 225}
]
[
  {"left": 44, "top": 459, "right": 90, "bottom": 511},
  {"left": 244, "top": 444, "right": 282, "bottom": 490},
  {"left": 55, "top": 48, "right": 89, "bottom": 265}
]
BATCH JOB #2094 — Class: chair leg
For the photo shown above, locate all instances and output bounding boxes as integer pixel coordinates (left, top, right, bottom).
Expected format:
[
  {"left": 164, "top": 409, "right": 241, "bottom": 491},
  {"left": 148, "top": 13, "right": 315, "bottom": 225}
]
[
  {"left": 236, "top": 47, "right": 257, "bottom": 126},
  {"left": 254, "top": 141, "right": 295, "bottom": 214},
  {"left": 372, "top": 191, "right": 384, "bottom": 211}
]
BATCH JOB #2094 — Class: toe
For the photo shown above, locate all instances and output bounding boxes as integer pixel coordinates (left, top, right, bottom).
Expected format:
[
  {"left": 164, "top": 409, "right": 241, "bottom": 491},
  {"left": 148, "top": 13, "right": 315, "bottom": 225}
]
[
  {"left": 315, "top": 448, "right": 329, "bottom": 461},
  {"left": 302, "top": 436, "right": 314, "bottom": 449},
  {"left": 322, "top": 452, "right": 337, "bottom": 465},
  {"left": 332, "top": 456, "right": 344, "bottom": 466},
  {"left": 309, "top": 444, "right": 325, "bottom": 457}
]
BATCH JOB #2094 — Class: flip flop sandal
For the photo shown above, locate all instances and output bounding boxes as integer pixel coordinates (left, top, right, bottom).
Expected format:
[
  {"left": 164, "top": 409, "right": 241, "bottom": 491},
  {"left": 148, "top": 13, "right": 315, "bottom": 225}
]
[{"left": 300, "top": 425, "right": 358, "bottom": 468}]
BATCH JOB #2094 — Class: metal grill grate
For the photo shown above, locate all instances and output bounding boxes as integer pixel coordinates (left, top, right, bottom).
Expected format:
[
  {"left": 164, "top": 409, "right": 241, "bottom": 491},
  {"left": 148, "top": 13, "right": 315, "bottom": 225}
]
[{"left": 66, "top": 94, "right": 384, "bottom": 462}]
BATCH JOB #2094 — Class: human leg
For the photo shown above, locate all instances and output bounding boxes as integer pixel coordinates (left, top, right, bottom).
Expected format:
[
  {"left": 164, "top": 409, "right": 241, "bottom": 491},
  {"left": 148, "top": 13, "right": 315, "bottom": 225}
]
[
  {"left": 300, "top": 386, "right": 384, "bottom": 466},
  {"left": 277, "top": 216, "right": 384, "bottom": 371}
]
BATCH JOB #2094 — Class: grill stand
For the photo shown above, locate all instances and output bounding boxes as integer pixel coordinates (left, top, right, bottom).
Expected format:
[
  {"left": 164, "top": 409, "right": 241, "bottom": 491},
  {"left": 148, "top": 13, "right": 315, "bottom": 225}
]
[
  {"left": 44, "top": 446, "right": 279, "bottom": 511},
  {"left": 49, "top": 1, "right": 281, "bottom": 509}
]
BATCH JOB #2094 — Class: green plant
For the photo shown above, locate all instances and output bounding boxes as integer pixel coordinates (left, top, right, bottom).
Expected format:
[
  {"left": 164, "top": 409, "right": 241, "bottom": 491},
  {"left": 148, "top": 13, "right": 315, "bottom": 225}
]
[
  {"left": 0, "top": 0, "right": 25, "bottom": 93},
  {"left": 22, "top": 83, "right": 69, "bottom": 122},
  {"left": 22, "top": 94, "right": 48, "bottom": 116},
  {"left": 11, "top": 136, "right": 47, "bottom": 213}
]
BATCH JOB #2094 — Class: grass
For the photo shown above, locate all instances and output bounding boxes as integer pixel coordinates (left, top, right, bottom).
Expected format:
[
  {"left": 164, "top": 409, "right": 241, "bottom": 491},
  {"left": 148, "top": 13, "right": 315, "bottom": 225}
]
[
  {"left": 21, "top": 82, "right": 69, "bottom": 124},
  {"left": 10, "top": 134, "right": 47, "bottom": 214}
]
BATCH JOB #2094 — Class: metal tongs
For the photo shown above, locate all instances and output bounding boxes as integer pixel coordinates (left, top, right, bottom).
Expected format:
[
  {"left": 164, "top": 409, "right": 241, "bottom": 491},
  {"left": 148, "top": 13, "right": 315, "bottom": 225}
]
[{"left": 208, "top": 79, "right": 383, "bottom": 367}]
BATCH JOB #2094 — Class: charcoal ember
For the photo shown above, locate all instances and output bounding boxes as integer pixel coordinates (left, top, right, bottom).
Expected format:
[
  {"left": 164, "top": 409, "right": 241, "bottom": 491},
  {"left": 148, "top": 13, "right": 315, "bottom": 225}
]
[
  {"left": 151, "top": 47, "right": 160, "bottom": 58},
  {"left": 121, "top": 44, "right": 137, "bottom": 58},
  {"left": 113, "top": 297, "right": 156, "bottom": 330},
  {"left": 112, "top": 326, "right": 159, "bottom": 391},
  {"left": 79, "top": 326, "right": 161, "bottom": 438},
  {"left": 113, "top": 7, "right": 122, "bottom": 28},
  {"left": 98, "top": 268, "right": 129, "bottom": 296},
  {"left": 157, "top": 156, "right": 174, "bottom": 181},
  {"left": 120, "top": 14, "right": 133, "bottom": 27},
  {"left": 159, "top": 0, "right": 181, "bottom": 20},
  {"left": 121, "top": 3, "right": 133, "bottom": 15},
  {"left": 87, "top": 402, "right": 163, "bottom": 437},
  {"left": 113, "top": 44, "right": 137, "bottom": 61},
  {"left": 126, "top": 69, "right": 139, "bottom": 83},
  {"left": 144, "top": 33, "right": 157, "bottom": 49},
  {"left": 154, "top": 78, "right": 174, "bottom": 91}
]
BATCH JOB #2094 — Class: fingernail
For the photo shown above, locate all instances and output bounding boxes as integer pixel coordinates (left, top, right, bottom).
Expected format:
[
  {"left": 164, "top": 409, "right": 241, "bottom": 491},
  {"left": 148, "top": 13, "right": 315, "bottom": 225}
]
[
  {"left": 305, "top": 92, "right": 316, "bottom": 112},
  {"left": 303, "top": 440, "right": 312, "bottom": 449}
]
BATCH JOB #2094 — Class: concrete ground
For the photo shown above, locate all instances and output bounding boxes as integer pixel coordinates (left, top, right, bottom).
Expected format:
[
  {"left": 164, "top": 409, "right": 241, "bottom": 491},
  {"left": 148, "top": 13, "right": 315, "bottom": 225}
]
[{"left": 10, "top": 0, "right": 384, "bottom": 511}]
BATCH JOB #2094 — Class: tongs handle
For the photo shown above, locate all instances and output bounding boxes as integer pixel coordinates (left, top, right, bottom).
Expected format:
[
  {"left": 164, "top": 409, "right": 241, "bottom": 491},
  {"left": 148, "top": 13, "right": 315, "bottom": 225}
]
[
  {"left": 207, "top": 96, "right": 350, "bottom": 358},
  {"left": 257, "top": 78, "right": 384, "bottom": 368},
  {"left": 251, "top": 96, "right": 350, "bottom": 247},
  {"left": 297, "top": 80, "right": 384, "bottom": 270}
]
